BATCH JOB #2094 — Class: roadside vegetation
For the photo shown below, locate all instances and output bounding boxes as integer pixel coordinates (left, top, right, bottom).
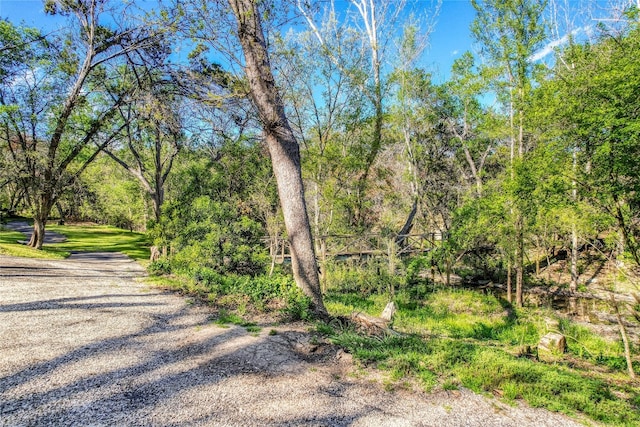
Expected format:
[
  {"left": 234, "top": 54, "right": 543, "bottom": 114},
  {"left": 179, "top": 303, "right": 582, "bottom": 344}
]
[
  {"left": 146, "top": 267, "right": 312, "bottom": 322},
  {"left": 319, "top": 277, "right": 640, "bottom": 426},
  {"left": 3, "top": 216, "right": 637, "bottom": 424},
  {"left": 2, "top": 1, "right": 640, "bottom": 426},
  {"left": 144, "top": 252, "right": 640, "bottom": 426}
]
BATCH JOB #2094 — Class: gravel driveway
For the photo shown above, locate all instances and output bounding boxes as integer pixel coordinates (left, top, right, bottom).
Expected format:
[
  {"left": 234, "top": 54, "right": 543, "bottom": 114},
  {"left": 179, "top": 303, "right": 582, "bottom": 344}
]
[{"left": 0, "top": 253, "right": 585, "bottom": 426}]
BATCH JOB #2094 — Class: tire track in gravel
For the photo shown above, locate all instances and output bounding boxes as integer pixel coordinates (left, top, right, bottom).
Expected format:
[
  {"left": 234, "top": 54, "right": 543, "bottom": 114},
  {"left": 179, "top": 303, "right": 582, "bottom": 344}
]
[{"left": 0, "top": 254, "right": 586, "bottom": 426}]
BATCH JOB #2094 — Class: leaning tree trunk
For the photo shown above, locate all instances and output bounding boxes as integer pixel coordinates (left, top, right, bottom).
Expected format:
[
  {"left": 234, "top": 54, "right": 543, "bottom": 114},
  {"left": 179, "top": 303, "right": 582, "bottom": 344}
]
[{"left": 228, "top": 0, "right": 327, "bottom": 317}]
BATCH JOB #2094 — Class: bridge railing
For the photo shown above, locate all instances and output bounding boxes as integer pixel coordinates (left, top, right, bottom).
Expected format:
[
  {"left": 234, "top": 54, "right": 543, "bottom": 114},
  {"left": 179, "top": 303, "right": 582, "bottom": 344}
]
[{"left": 265, "top": 232, "right": 444, "bottom": 265}]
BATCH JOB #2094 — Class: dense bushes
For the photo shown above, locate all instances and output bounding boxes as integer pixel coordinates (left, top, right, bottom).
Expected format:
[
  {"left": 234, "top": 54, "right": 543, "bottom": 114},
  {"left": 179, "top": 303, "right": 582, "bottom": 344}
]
[
  {"left": 162, "top": 197, "right": 269, "bottom": 276},
  {"left": 150, "top": 263, "right": 312, "bottom": 320},
  {"left": 148, "top": 143, "right": 278, "bottom": 277}
]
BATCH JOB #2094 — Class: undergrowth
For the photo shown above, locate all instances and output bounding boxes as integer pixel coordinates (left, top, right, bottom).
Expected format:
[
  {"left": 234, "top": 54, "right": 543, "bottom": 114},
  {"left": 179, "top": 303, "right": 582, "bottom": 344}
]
[
  {"left": 148, "top": 263, "right": 313, "bottom": 321},
  {"left": 319, "top": 286, "right": 640, "bottom": 426}
]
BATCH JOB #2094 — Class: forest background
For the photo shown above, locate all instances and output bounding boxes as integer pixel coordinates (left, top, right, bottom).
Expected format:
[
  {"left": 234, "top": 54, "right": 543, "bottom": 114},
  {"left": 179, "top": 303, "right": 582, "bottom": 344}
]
[{"left": 1, "top": 1, "right": 640, "bottom": 424}]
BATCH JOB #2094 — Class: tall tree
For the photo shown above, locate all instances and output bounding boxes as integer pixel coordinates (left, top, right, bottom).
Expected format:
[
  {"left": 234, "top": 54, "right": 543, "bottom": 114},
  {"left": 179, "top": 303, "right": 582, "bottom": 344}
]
[
  {"left": 471, "top": 0, "right": 547, "bottom": 306},
  {"left": 297, "top": 0, "right": 434, "bottom": 229},
  {"left": 103, "top": 70, "right": 184, "bottom": 225},
  {"left": 0, "top": 0, "right": 158, "bottom": 248},
  {"left": 272, "top": 17, "right": 369, "bottom": 238},
  {"left": 444, "top": 52, "right": 497, "bottom": 198},
  {"left": 547, "top": 25, "right": 640, "bottom": 266},
  {"left": 0, "top": 20, "right": 42, "bottom": 216},
  {"left": 227, "top": 0, "right": 327, "bottom": 316},
  {"left": 389, "top": 23, "right": 432, "bottom": 238}
]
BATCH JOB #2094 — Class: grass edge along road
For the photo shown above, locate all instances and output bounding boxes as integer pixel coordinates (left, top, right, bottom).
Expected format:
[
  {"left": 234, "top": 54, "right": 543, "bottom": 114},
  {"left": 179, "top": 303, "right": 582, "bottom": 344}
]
[
  {"left": 0, "top": 221, "right": 149, "bottom": 261},
  {"left": 320, "top": 288, "right": 640, "bottom": 427},
  {"left": 1, "top": 221, "right": 639, "bottom": 426}
]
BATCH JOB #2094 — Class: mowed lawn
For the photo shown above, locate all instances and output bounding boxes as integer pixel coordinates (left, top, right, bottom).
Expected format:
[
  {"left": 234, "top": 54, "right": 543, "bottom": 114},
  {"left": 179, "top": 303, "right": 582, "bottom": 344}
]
[{"left": 0, "top": 222, "right": 150, "bottom": 262}]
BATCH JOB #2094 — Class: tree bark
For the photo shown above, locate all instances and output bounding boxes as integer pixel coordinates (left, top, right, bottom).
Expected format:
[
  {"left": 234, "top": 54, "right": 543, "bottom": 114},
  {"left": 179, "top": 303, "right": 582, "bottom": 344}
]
[
  {"left": 29, "top": 204, "right": 50, "bottom": 249},
  {"left": 396, "top": 198, "right": 417, "bottom": 246},
  {"left": 516, "top": 221, "right": 524, "bottom": 307},
  {"left": 228, "top": 0, "right": 327, "bottom": 317},
  {"left": 611, "top": 295, "right": 636, "bottom": 380},
  {"left": 27, "top": 190, "right": 56, "bottom": 249},
  {"left": 506, "top": 261, "right": 512, "bottom": 303},
  {"left": 570, "top": 149, "right": 579, "bottom": 302},
  {"left": 28, "top": 217, "right": 46, "bottom": 249},
  {"left": 613, "top": 194, "right": 640, "bottom": 266}
]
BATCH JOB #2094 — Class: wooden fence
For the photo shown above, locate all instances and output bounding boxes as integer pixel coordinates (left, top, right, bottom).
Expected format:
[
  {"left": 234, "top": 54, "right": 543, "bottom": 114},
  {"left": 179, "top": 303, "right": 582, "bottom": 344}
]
[{"left": 265, "top": 232, "right": 444, "bottom": 266}]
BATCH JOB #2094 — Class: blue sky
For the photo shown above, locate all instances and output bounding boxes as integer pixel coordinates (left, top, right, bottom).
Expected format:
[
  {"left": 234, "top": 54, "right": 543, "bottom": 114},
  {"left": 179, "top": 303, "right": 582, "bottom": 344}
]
[
  {"left": 0, "top": 0, "right": 621, "bottom": 82},
  {"left": 0, "top": 0, "right": 56, "bottom": 27},
  {"left": 426, "top": 0, "right": 477, "bottom": 81},
  {"left": 0, "top": 0, "right": 477, "bottom": 79}
]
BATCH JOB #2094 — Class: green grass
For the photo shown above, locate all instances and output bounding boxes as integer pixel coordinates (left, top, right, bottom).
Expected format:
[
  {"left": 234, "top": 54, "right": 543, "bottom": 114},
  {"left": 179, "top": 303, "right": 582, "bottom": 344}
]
[
  {"left": 213, "top": 309, "right": 262, "bottom": 333},
  {"left": 48, "top": 224, "right": 150, "bottom": 261},
  {"left": 0, "top": 226, "right": 67, "bottom": 259},
  {"left": 149, "top": 265, "right": 313, "bottom": 320},
  {"left": 321, "top": 288, "right": 640, "bottom": 426},
  {"left": 214, "top": 310, "right": 247, "bottom": 326},
  {"left": 0, "top": 223, "right": 150, "bottom": 261}
]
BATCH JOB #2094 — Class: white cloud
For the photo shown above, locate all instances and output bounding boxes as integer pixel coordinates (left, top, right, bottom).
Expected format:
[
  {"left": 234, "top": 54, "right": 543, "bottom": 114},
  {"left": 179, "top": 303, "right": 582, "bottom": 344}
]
[
  {"left": 529, "top": 26, "right": 591, "bottom": 62},
  {"left": 451, "top": 49, "right": 459, "bottom": 56}
]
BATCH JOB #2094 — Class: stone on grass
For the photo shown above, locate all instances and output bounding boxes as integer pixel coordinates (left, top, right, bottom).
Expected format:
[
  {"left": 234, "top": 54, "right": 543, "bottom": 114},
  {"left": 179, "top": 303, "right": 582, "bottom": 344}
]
[
  {"left": 538, "top": 332, "right": 566, "bottom": 362},
  {"left": 381, "top": 301, "right": 396, "bottom": 321}
]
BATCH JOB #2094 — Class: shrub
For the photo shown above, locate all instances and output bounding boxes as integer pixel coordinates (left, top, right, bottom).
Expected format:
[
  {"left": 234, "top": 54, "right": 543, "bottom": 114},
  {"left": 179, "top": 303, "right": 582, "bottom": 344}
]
[
  {"left": 175, "top": 267, "right": 312, "bottom": 319},
  {"left": 148, "top": 258, "right": 172, "bottom": 276},
  {"left": 324, "top": 258, "right": 404, "bottom": 295},
  {"left": 160, "top": 197, "right": 269, "bottom": 276}
]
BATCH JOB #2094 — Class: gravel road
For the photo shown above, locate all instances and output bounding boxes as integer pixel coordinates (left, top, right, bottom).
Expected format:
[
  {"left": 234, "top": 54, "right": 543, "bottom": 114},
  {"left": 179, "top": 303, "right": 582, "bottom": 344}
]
[
  {"left": 2, "top": 221, "right": 67, "bottom": 244},
  {"left": 0, "top": 253, "right": 585, "bottom": 426}
]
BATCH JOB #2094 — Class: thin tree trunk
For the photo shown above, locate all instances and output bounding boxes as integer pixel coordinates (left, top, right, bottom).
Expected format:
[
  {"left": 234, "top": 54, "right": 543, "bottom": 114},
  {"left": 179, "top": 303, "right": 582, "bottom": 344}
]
[
  {"left": 352, "top": 0, "right": 382, "bottom": 228},
  {"left": 55, "top": 201, "right": 66, "bottom": 225},
  {"left": 506, "top": 261, "right": 512, "bottom": 303},
  {"left": 515, "top": 88, "right": 525, "bottom": 308},
  {"left": 462, "top": 145, "right": 483, "bottom": 197},
  {"left": 570, "top": 230, "right": 579, "bottom": 290},
  {"left": 611, "top": 295, "right": 636, "bottom": 379},
  {"left": 516, "top": 215, "right": 524, "bottom": 307},
  {"left": 446, "top": 259, "right": 451, "bottom": 286},
  {"left": 388, "top": 237, "right": 396, "bottom": 298},
  {"left": 570, "top": 149, "right": 579, "bottom": 298},
  {"left": 228, "top": 0, "right": 326, "bottom": 317},
  {"left": 613, "top": 194, "right": 640, "bottom": 266},
  {"left": 269, "top": 237, "right": 277, "bottom": 277},
  {"left": 570, "top": 224, "right": 579, "bottom": 314}
]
